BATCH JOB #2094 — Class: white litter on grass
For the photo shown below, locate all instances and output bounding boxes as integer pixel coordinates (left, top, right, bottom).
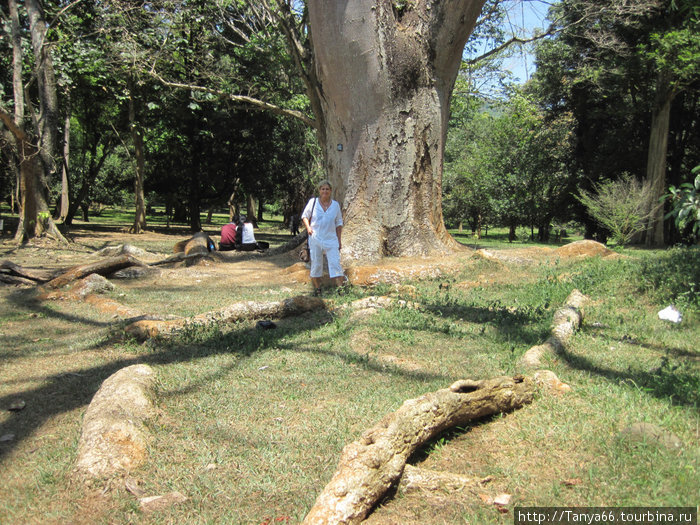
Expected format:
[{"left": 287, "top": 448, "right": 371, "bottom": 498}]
[{"left": 658, "top": 305, "right": 682, "bottom": 323}]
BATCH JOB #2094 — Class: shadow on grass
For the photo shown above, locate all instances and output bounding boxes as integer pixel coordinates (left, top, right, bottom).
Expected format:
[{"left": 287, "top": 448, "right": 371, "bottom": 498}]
[
  {"left": 417, "top": 298, "right": 551, "bottom": 349},
  {"left": 556, "top": 336, "right": 700, "bottom": 409},
  {"left": 0, "top": 292, "right": 448, "bottom": 462}
]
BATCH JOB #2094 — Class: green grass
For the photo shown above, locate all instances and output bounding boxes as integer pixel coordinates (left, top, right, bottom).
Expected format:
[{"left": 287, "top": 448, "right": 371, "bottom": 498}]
[
  {"left": 0, "top": 223, "right": 698, "bottom": 524},
  {"left": 449, "top": 225, "right": 585, "bottom": 250}
]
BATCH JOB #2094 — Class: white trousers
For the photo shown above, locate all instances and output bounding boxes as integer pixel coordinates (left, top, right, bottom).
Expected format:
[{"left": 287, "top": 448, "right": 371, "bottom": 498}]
[{"left": 309, "top": 238, "right": 343, "bottom": 279}]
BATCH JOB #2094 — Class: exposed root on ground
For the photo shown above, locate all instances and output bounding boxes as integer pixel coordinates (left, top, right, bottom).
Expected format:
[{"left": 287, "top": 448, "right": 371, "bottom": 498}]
[{"left": 302, "top": 376, "right": 535, "bottom": 525}]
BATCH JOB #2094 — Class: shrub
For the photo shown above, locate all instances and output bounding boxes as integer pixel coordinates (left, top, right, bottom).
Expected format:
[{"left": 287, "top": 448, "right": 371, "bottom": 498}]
[{"left": 576, "top": 174, "right": 657, "bottom": 246}]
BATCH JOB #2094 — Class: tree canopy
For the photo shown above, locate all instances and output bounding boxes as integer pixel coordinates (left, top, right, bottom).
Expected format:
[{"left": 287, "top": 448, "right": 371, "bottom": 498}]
[{"left": 1, "top": 0, "right": 699, "bottom": 248}]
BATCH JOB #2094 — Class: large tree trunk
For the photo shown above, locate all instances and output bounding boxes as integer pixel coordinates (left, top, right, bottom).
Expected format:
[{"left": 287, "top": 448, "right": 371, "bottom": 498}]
[
  {"left": 644, "top": 73, "right": 676, "bottom": 247},
  {"left": 306, "top": 1, "right": 484, "bottom": 261},
  {"left": 9, "top": 0, "right": 24, "bottom": 122}
]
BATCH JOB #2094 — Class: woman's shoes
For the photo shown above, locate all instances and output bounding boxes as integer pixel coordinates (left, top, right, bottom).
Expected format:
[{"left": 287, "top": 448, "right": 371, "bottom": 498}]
[{"left": 313, "top": 288, "right": 322, "bottom": 297}]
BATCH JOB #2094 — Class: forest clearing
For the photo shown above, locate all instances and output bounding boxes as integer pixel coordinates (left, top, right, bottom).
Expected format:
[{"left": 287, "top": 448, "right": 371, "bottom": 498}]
[{"left": 0, "top": 220, "right": 697, "bottom": 524}]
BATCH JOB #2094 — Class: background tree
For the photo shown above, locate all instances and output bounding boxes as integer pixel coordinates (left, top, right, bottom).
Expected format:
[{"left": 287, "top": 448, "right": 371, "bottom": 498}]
[
  {"left": 531, "top": 0, "right": 700, "bottom": 244},
  {"left": 0, "top": 0, "right": 67, "bottom": 242}
]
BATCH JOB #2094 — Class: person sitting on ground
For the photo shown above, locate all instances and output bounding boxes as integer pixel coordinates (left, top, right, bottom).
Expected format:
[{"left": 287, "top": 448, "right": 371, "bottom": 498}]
[
  {"left": 235, "top": 215, "right": 268, "bottom": 252},
  {"left": 219, "top": 221, "right": 237, "bottom": 251}
]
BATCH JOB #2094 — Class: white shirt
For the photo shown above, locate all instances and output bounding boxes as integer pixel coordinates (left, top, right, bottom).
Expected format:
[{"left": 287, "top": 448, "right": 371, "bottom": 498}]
[
  {"left": 302, "top": 198, "right": 343, "bottom": 250},
  {"left": 241, "top": 222, "right": 256, "bottom": 244}
]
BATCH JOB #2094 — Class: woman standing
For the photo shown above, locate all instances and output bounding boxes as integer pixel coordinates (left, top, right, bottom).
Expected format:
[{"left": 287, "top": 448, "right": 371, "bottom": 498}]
[{"left": 301, "top": 180, "right": 344, "bottom": 296}]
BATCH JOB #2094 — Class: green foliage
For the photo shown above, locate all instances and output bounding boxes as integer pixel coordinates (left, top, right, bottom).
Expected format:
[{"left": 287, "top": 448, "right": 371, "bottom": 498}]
[
  {"left": 636, "top": 246, "right": 700, "bottom": 311},
  {"left": 445, "top": 88, "right": 576, "bottom": 239},
  {"left": 664, "top": 168, "right": 700, "bottom": 240},
  {"left": 576, "top": 174, "right": 656, "bottom": 246},
  {"left": 530, "top": 0, "right": 700, "bottom": 240},
  {"left": 640, "top": 356, "right": 700, "bottom": 406}
]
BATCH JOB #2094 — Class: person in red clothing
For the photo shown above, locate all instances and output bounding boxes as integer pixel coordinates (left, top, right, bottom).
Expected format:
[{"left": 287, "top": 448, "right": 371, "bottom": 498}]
[{"left": 218, "top": 222, "right": 237, "bottom": 251}]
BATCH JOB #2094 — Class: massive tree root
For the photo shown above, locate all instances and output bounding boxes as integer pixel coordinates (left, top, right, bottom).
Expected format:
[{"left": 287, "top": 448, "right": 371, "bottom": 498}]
[
  {"left": 42, "top": 255, "right": 144, "bottom": 290},
  {"left": 519, "top": 289, "right": 587, "bottom": 369},
  {"left": 125, "top": 295, "right": 326, "bottom": 341},
  {"left": 0, "top": 260, "right": 61, "bottom": 284},
  {"left": 74, "top": 364, "right": 156, "bottom": 479},
  {"left": 302, "top": 375, "right": 535, "bottom": 525}
]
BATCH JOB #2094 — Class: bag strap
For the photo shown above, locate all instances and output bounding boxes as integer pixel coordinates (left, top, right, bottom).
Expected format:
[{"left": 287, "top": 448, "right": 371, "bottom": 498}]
[{"left": 305, "top": 198, "right": 317, "bottom": 249}]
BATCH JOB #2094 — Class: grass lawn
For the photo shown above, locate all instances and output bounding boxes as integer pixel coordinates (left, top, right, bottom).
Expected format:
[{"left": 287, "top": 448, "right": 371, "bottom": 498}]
[{"left": 0, "top": 212, "right": 697, "bottom": 524}]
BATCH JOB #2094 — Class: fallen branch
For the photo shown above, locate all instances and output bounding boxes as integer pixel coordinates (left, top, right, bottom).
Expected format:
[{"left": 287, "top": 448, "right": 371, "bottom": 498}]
[
  {"left": 125, "top": 295, "right": 325, "bottom": 340},
  {"left": 302, "top": 375, "right": 535, "bottom": 525},
  {"left": 0, "top": 273, "right": 38, "bottom": 286},
  {"left": 519, "top": 289, "right": 587, "bottom": 369}
]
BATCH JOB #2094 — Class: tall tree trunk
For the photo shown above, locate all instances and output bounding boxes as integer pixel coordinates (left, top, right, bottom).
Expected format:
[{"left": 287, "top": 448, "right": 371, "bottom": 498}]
[
  {"left": 25, "top": 0, "right": 59, "bottom": 182},
  {"left": 128, "top": 79, "right": 147, "bottom": 234},
  {"left": 2, "top": 0, "right": 65, "bottom": 244},
  {"left": 56, "top": 92, "right": 71, "bottom": 222},
  {"left": 65, "top": 143, "right": 112, "bottom": 226},
  {"left": 644, "top": 73, "right": 676, "bottom": 247},
  {"left": 306, "top": 0, "right": 484, "bottom": 261},
  {"left": 8, "top": 0, "right": 24, "bottom": 223},
  {"left": 9, "top": 0, "right": 24, "bottom": 123},
  {"left": 227, "top": 178, "right": 240, "bottom": 221},
  {"left": 246, "top": 193, "right": 258, "bottom": 226}
]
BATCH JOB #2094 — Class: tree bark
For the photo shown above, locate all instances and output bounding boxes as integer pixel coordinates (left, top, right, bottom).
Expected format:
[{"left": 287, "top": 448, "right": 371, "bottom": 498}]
[
  {"left": 519, "top": 289, "right": 587, "bottom": 369},
  {"left": 173, "top": 231, "right": 214, "bottom": 256},
  {"left": 128, "top": 78, "right": 147, "bottom": 234},
  {"left": 56, "top": 92, "right": 71, "bottom": 222},
  {"left": 303, "top": 375, "right": 534, "bottom": 525},
  {"left": 246, "top": 193, "right": 258, "bottom": 225},
  {"left": 0, "top": 260, "right": 60, "bottom": 283},
  {"left": 42, "top": 255, "right": 142, "bottom": 290},
  {"left": 74, "top": 364, "right": 156, "bottom": 479},
  {"left": 125, "top": 295, "right": 325, "bottom": 341},
  {"left": 25, "top": 0, "right": 59, "bottom": 181},
  {"left": 9, "top": 0, "right": 24, "bottom": 123},
  {"left": 305, "top": 0, "right": 484, "bottom": 261},
  {"left": 644, "top": 73, "right": 676, "bottom": 247}
]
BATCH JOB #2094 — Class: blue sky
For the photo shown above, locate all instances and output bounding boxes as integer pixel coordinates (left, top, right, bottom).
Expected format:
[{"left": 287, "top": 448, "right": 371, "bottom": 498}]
[
  {"left": 503, "top": 0, "right": 551, "bottom": 82},
  {"left": 468, "top": 0, "right": 553, "bottom": 84}
]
